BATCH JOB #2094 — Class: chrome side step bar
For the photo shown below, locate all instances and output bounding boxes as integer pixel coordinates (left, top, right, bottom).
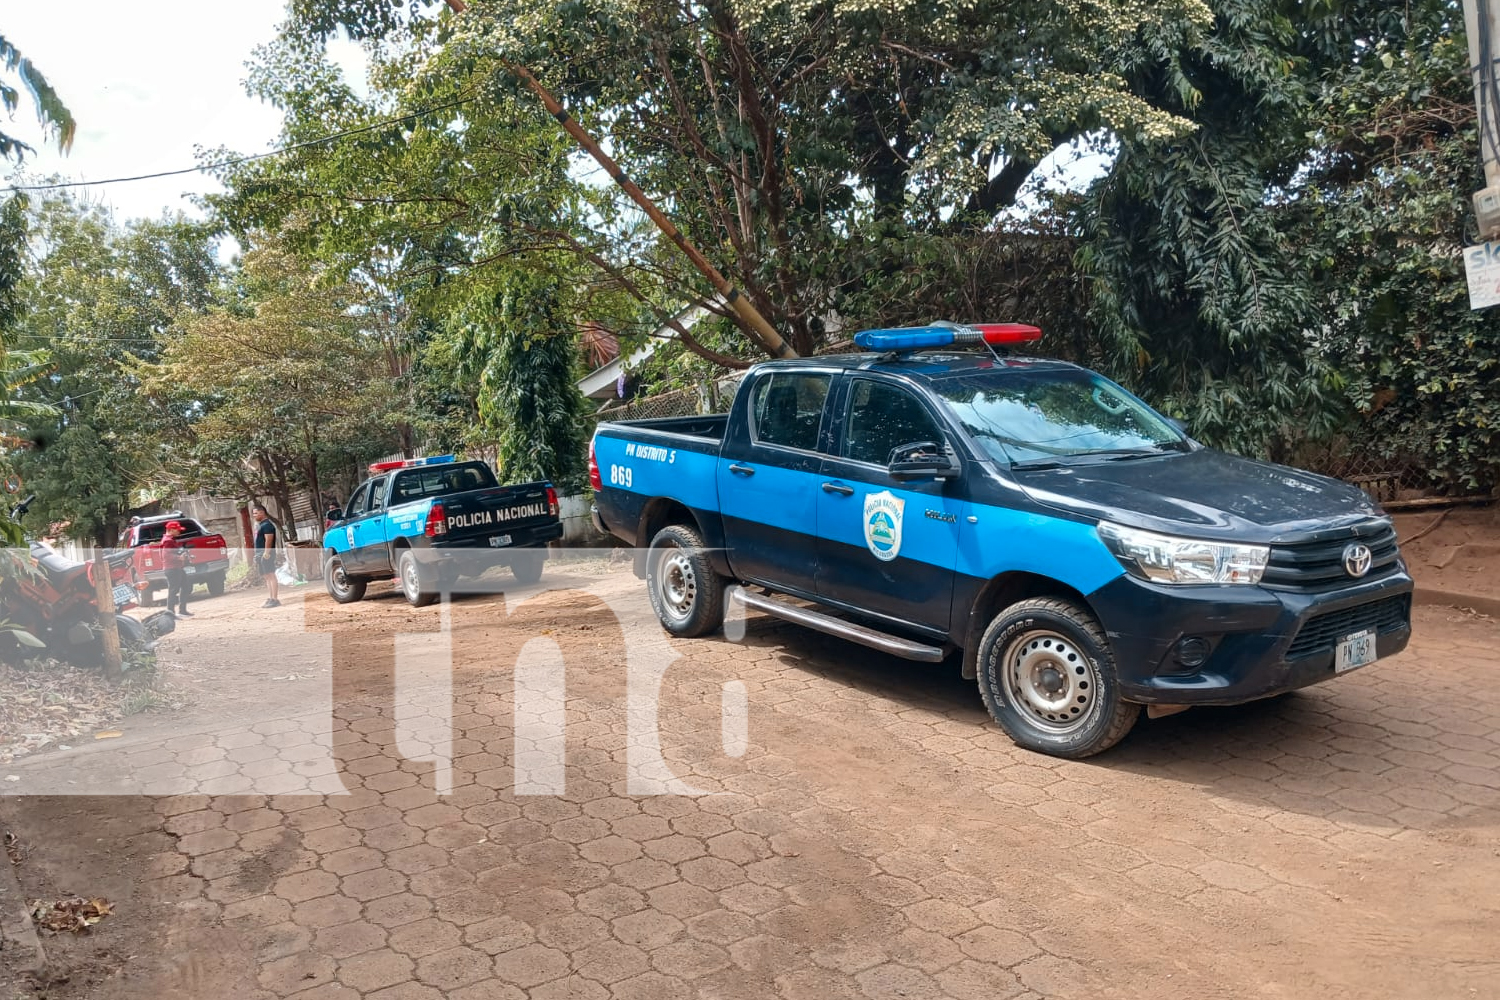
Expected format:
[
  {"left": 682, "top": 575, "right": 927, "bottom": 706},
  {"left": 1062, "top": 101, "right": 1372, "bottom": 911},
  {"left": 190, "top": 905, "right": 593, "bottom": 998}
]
[{"left": 727, "top": 586, "right": 947, "bottom": 663}]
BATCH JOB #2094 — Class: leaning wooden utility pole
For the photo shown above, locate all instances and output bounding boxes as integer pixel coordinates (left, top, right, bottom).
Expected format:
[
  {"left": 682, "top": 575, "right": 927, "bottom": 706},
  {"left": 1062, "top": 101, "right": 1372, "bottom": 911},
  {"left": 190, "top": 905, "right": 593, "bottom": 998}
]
[
  {"left": 91, "top": 548, "right": 123, "bottom": 681},
  {"left": 440, "top": 0, "right": 798, "bottom": 360}
]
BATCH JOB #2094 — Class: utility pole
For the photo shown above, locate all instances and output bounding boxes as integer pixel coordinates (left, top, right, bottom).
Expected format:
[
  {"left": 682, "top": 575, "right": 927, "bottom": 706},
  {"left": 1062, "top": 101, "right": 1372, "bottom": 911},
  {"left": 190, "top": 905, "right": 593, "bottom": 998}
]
[
  {"left": 439, "top": 0, "right": 799, "bottom": 360},
  {"left": 91, "top": 548, "right": 123, "bottom": 681},
  {"left": 1464, "top": 0, "right": 1500, "bottom": 238}
]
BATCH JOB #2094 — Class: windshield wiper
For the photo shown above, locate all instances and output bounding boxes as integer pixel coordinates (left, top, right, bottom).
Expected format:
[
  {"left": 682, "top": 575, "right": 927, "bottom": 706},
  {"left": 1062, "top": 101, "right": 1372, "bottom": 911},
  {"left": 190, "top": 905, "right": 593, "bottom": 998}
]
[{"left": 1009, "top": 458, "right": 1070, "bottom": 470}]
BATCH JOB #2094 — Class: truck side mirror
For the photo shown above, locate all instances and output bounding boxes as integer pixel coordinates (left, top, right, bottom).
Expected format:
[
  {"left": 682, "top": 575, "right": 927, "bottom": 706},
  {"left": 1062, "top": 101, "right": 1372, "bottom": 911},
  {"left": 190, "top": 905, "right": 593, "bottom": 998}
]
[
  {"left": 325, "top": 509, "right": 343, "bottom": 522},
  {"left": 888, "top": 441, "right": 959, "bottom": 481}
]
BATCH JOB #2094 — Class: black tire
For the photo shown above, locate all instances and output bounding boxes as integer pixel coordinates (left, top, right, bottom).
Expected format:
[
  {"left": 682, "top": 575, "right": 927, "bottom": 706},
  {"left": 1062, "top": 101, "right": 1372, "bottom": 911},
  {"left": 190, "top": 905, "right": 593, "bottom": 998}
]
[
  {"left": 975, "top": 597, "right": 1140, "bottom": 758},
  {"left": 398, "top": 549, "right": 438, "bottom": 608},
  {"left": 646, "top": 524, "right": 726, "bottom": 637},
  {"left": 115, "top": 614, "right": 148, "bottom": 653},
  {"left": 325, "top": 553, "right": 367, "bottom": 604},
  {"left": 206, "top": 572, "right": 226, "bottom": 598},
  {"left": 509, "top": 551, "right": 545, "bottom": 585},
  {"left": 137, "top": 586, "right": 157, "bottom": 608}
]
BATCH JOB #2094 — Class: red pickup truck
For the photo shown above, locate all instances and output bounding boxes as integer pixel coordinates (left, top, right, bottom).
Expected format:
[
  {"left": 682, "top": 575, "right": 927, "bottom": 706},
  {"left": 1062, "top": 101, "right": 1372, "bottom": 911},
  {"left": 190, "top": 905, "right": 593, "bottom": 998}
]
[{"left": 123, "top": 513, "right": 231, "bottom": 605}]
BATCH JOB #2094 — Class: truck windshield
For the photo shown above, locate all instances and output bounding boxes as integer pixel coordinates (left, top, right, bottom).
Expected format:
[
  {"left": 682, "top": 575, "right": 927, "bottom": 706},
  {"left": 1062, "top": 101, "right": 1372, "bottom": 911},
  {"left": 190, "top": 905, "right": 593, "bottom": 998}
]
[
  {"left": 932, "top": 369, "right": 1185, "bottom": 465},
  {"left": 390, "top": 462, "right": 499, "bottom": 503}
]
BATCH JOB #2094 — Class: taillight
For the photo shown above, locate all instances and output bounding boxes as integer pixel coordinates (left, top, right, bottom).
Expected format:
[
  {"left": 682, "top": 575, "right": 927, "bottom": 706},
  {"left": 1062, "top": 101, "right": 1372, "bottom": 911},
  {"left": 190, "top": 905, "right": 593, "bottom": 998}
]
[
  {"left": 425, "top": 503, "right": 447, "bottom": 538},
  {"left": 588, "top": 439, "right": 603, "bottom": 491},
  {"left": 546, "top": 486, "right": 559, "bottom": 518}
]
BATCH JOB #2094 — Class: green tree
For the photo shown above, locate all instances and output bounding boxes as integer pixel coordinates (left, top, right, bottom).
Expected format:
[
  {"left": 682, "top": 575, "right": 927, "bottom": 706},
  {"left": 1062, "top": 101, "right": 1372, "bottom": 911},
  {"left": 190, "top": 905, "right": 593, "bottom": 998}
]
[
  {"left": 137, "top": 240, "right": 401, "bottom": 536},
  {"left": 0, "top": 32, "right": 74, "bottom": 163},
  {"left": 3, "top": 197, "right": 216, "bottom": 544},
  {"left": 450, "top": 268, "right": 588, "bottom": 490},
  {"left": 1293, "top": 13, "right": 1500, "bottom": 491}
]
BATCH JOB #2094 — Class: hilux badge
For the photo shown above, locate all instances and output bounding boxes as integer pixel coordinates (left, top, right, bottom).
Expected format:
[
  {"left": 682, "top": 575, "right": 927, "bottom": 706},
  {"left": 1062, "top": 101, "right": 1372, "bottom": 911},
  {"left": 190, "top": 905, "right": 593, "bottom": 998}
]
[
  {"left": 864, "top": 491, "right": 905, "bottom": 562},
  {"left": 1342, "top": 542, "right": 1372, "bottom": 578}
]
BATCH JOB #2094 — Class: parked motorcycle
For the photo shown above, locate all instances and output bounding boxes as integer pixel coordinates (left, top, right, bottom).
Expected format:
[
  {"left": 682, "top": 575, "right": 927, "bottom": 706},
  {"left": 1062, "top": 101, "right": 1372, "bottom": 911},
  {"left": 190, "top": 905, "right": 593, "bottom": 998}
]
[{"left": 0, "top": 495, "right": 176, "bottom": 666}]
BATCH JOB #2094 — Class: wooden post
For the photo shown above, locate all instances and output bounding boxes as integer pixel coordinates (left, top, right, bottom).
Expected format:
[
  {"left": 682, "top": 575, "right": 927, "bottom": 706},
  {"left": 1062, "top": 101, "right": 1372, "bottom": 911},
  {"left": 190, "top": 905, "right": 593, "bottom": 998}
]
[{"left": 92, "top": 547, "right": 123, "bottom": 681}]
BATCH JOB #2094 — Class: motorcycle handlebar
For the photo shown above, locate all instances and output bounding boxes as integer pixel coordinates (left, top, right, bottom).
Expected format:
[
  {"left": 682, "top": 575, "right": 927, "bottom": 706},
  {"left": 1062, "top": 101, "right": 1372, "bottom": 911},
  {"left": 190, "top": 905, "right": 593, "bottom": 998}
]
[{"left": 10, "top": 493, "right": 36, "bottom": 519}]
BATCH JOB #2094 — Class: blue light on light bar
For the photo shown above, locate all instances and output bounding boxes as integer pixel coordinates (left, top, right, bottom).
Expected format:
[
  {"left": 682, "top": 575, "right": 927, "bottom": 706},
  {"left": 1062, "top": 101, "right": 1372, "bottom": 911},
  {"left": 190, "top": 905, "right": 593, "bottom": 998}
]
[
  {"left": 853, "top": 326, "right": 957, "bottom": 351},
  {"left": 855, "top": 322, "right": 1042, "bottom": 353}
]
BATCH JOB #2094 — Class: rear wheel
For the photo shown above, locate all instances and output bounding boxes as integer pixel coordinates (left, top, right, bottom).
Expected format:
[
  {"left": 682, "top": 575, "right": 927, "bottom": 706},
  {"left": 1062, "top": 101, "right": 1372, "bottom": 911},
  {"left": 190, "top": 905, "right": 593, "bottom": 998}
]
[
  {"left": 398, "top": 550, "right": 438, "bottom": 608},
  {"left": 325, "top": 554, "right": 367, "bottom": 604},
  {"left": 646, "top": 524, "right": 726, "bottom": 637},
  {"left": 975, "top": 597, "right": 1139, "bottom": 758},
  {"left": 509, "top": 551, "right": 545, "bottom": 585},
  {"left": 137, "top": 586, "right": 157, "bottom": 608},
  {"left": 206, "top": 572, "right": 226, "bottom": 598}
]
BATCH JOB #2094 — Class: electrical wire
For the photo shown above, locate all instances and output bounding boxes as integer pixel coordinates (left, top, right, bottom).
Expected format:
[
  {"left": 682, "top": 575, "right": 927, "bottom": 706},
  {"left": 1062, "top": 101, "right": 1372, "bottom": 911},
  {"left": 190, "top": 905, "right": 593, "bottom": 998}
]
[
  {"left": 1477, "top": 0, "right": 1500, "bottom": 173},
  {"left": 1, "top": 95, "right": 472, "bottom": 194}
]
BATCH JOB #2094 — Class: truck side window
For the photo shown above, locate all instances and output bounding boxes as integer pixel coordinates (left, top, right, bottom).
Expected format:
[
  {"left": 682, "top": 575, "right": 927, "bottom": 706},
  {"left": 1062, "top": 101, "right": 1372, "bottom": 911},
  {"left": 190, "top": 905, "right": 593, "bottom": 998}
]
[
  {"left": 367, "top": 476, "right": 389, "bottom": 513},
  {"left": 845, "top": 380, "right": 944, "bottom": 466},
  {"left": 750, "top": 373, "right": 831, "bottom": 452},
  {"left": 345, "top": 484, "right": 370, "bottom": 519}
]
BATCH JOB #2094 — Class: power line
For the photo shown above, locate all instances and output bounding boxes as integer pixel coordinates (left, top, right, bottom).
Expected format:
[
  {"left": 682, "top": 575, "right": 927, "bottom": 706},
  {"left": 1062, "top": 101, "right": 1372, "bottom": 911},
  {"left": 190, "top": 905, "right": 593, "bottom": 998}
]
[{"left": 2, "top": 95, "right": 472, "bottom": 195}]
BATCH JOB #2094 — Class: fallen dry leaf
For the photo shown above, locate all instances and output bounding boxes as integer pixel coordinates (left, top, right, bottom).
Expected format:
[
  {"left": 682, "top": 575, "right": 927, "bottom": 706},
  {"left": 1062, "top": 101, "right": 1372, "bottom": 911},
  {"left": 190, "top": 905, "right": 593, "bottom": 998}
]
[
  {"left": 26, "top": 896, "right": 114, "bottom": 934},
  {"left": 94, "top": 731, "right": 122, "bottom": 740}
]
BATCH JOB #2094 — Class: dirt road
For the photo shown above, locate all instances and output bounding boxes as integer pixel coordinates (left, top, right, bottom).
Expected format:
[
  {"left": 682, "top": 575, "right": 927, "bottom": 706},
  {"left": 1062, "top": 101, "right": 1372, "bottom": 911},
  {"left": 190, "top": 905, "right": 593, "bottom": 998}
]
[{"left": 3, "top": 563, "right": 1498, "bottom": 999}]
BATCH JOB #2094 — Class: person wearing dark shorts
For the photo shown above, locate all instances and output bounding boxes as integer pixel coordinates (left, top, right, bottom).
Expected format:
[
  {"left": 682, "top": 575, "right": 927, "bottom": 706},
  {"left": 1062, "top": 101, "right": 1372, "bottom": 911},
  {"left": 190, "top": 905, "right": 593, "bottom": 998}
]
[
  {"left": 252, "top": 503, "right": 281, "bottom": 608},
  {"left": 159, "top": 520, "right": 192, "bottom": 617}
]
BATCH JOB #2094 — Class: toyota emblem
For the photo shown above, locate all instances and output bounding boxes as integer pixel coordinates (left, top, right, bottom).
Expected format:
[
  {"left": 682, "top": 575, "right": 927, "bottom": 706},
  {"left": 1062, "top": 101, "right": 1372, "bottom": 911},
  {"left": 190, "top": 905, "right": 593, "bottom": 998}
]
[{"left": 1342, "top": 542, "right": 1373, "bottom": 578}]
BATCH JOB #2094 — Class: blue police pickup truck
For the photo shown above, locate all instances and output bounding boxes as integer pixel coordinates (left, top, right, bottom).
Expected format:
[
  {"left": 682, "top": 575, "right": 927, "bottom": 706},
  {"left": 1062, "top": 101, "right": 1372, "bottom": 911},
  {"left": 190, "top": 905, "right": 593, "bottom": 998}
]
[
  {"left": 590, "top": 322, "right": 1414, "bottom": 758},
  {"left": 322, "top": 455, "right": 563, "bottom": 607}
]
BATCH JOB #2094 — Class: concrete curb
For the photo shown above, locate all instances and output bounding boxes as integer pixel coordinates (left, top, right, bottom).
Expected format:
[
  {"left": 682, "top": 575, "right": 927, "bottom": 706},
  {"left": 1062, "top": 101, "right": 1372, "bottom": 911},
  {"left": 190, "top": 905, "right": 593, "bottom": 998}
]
[
  {"left": 1414, "top": 588, "right": 1500, "bottom": 619},
  {"left": 0, "top": 827, "right": 47, "bottom": 983}
]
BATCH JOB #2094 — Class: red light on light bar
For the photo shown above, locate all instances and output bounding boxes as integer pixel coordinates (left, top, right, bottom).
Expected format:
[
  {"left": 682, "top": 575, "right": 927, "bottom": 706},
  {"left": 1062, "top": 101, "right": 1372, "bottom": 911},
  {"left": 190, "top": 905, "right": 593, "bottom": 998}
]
[
  {"left": 369, "top": 460, "right": 406, "bottom": 473},
  {"left": 972, "top": 324, "right": 1042, "bottom": 344}
]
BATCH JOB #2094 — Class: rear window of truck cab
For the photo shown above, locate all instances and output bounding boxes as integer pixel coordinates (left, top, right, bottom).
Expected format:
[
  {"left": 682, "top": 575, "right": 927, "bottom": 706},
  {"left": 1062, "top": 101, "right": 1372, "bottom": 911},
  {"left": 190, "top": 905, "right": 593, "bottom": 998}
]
[{"left": 389, "top": 462, "right": 498, "bottom": 503}]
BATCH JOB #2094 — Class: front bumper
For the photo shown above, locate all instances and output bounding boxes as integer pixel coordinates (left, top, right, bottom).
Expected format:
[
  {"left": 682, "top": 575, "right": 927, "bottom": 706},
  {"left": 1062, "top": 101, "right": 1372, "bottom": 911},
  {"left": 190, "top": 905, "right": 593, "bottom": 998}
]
[{"left": 1090, "top": 566, "right": 1414, "bottom": 705}]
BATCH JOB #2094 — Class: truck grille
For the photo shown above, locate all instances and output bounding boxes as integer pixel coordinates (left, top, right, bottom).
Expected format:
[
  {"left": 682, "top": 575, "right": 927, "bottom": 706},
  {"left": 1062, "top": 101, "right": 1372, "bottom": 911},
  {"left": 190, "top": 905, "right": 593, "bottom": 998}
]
[
  {"left": 1261, "top": 520, "right": 1401, "bottom": 592},
  {"left": 1285, "top": 594, "right": 1410, "bottom": 660}
]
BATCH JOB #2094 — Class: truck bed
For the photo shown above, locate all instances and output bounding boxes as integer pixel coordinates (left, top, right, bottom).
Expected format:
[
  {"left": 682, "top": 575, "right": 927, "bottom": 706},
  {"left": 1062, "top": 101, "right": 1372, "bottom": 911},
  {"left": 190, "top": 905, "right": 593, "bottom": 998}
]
[{"left": 598, "top": 413, "right": 729, "bottom": 443}]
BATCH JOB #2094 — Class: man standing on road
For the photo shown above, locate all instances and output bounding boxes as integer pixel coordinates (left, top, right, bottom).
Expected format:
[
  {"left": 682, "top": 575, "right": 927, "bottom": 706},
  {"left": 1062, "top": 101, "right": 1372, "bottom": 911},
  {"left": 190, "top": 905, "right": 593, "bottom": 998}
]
[
  {"left": 159, "top": 520, "right": 192, "bottom": 618},
  {"left": 252, "top": 504, "right": 281, "bottom": 608}
]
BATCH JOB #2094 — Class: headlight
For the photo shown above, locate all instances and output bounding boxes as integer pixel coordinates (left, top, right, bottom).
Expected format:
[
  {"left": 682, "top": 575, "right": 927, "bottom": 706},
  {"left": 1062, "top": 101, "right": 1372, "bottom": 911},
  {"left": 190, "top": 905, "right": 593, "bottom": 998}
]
[{"left": 1097, "top": 522, "right": 1269, "bottom": 585}]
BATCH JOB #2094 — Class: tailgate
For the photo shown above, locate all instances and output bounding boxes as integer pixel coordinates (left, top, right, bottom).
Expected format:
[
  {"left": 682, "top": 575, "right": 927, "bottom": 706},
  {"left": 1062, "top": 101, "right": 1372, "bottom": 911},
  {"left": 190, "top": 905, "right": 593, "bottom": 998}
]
[{"left": 438, "top": 484, "right": 557, "bottom": 543}]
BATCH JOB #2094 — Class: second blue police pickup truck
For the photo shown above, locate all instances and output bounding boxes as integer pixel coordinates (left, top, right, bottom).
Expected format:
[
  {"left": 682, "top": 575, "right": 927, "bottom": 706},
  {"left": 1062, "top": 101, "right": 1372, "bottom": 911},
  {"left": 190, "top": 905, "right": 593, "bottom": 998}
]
[
  {"left": 590, "top": 322, "right": 1413, "bottom": 758},
  {"left": 322, "top": 455, "right": 563, "bottom": 607}
]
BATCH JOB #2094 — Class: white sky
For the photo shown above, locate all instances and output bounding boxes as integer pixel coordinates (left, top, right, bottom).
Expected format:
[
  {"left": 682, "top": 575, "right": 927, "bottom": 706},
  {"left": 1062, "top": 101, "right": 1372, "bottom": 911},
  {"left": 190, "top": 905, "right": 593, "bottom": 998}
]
[
  {"left": 2, "top": 1, "right": 361, "bottom": 225},
  {"left": 3, "top": 2, "right": 1105, "bottom": 232}
]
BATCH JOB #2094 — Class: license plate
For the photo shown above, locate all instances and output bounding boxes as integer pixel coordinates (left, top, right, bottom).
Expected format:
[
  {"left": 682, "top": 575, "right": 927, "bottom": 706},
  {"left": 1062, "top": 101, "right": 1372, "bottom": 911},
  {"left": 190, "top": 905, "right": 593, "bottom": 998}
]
[
  {"left": 1335, "top": 628, "right": 1376, "bottom": 673},
  {"left": 112, "top": 584, "right": 134, "bottom": 607},
  {"left": 488, "top": 534, "right": 512, "bottom": 548}
]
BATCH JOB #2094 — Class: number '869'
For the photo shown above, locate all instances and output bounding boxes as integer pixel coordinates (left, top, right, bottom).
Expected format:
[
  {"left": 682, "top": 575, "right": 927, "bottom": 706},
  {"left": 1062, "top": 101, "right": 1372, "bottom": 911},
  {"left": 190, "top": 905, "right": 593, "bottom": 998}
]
[{"left": 609, "top": 465, "right": 633, "bottom": 488}]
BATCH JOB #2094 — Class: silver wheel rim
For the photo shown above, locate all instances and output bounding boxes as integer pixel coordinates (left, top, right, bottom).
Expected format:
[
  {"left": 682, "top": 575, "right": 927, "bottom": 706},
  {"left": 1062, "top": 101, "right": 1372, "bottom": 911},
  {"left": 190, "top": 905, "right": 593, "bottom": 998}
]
[
  {"left": 1002, "top": 629, "right": 1097, "bottom": 735},
  {"left": 330, "top": 561, "right": 349, "bottom": 595},
  {"left": 655, "top": 547, "right": 697, "bottom": 623},
  {"left": 402, "top": 558, "right": 420, "bottom": 601}
]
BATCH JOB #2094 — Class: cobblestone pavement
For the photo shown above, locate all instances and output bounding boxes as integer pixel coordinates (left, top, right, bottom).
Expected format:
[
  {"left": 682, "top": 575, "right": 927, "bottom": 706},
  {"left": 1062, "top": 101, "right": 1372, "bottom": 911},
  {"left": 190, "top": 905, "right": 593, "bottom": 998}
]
[{"left": 4, "top": 574, "right": 1499, "bottom": 1000}]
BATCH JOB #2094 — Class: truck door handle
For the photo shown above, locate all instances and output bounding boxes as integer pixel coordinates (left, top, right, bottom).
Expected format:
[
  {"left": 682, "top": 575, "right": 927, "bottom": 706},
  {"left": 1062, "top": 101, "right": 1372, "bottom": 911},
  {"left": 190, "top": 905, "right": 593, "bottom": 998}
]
[
  {"left": 728, "top": 464, "right": 755, "bottom": 476},
  {"left": 821, "top": 482, "right": 855, "bottom": 496}
]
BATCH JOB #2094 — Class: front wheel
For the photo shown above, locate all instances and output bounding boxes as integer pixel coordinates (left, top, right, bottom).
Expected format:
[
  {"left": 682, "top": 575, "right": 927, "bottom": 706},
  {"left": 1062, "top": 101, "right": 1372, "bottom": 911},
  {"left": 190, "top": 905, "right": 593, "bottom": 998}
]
[
  {"left": 646, "top": 524, "right": 726, "bottom": 637},
  {"left": 398, "top": 550, "right": 438, "bottom": 608},
  {"left": 975, "top": 597, "right": 1139, "bottom": 759},
  {"left": 325, "top": 554, "right": 367, "bottom": 604}
]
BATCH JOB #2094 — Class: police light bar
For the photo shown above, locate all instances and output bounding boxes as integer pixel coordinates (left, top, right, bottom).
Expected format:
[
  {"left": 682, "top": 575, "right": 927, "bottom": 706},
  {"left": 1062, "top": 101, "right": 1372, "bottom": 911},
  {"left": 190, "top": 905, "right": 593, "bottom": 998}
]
[
  {"left": 368, "top": 454, "right": 458, "bottom": 474},
  {"left": 853, "top": 322, "right": 1042, "bottom": 352}
]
